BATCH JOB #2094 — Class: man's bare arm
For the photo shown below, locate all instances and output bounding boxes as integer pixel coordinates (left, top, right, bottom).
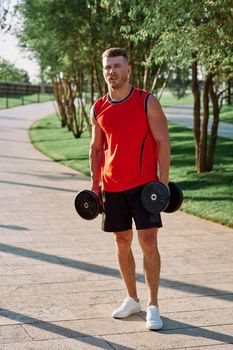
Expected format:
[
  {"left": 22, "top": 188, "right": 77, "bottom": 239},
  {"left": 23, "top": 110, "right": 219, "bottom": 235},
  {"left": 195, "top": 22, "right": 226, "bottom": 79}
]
[
  {"left": 89, "top": 107, "right": 105, "bottom": 196},
  {"left": 147, "top": 95, "right": 170, "bottom": 186}
]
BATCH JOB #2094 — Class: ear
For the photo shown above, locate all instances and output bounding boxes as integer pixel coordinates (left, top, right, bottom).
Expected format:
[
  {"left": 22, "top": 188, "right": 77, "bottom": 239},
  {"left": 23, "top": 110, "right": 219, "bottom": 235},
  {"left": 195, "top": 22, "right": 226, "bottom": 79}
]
[{"left": 128, "top": 64, "right": 132, "bottom": 78}]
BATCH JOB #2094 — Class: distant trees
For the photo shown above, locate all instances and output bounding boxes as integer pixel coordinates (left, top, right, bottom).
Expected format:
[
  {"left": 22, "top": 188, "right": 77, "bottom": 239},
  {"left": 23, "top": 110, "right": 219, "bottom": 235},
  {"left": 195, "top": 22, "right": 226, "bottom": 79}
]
[
  {"left": 2, "top": 0, "right": 231, "bottom": 172},
  {"left": 0, "top": 58, "right": 30, "bottom": 83}
]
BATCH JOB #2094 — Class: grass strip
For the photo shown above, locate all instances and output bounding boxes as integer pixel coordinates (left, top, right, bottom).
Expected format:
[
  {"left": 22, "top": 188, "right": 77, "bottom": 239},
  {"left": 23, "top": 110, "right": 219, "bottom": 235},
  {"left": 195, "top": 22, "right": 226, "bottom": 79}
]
[{"left": 30, "top": 113, "right": 233, "bottom": 228}]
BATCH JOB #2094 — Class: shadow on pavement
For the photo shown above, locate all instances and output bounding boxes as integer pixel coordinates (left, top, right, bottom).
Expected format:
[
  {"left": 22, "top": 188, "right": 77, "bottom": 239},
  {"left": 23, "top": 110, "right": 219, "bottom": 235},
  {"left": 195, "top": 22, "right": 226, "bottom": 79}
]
[
  {"left": 161, "top": 316, "right": 233, "bottom": 345},
  {"left": 0, "top": 308, "right": 134, "bottom": 350},
  {"left": 0, "top": 225, "right": 29, "bottom": 231},
  {"left": 0, "top": 243, "right": 232, "bottom": 303},
  {"left": 0, "top": 180, "right": 77, "bottom": 193}
]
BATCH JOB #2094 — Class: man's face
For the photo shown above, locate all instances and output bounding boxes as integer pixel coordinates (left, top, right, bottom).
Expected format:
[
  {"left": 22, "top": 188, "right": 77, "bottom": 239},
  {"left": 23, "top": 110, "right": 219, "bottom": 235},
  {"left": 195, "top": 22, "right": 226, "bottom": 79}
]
[{"left": 102, "top": 56, "right": 131, "bottom": 89}]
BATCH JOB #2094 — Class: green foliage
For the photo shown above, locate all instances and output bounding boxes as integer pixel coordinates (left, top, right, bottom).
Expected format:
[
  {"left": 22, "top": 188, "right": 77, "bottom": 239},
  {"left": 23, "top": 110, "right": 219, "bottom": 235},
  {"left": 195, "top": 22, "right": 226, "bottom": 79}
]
[
  {"left": 124, "top": 0, "right": 233, "bottom": 77},
  {"left": 0, "top": 58, "right": 30, "bottom": 82},
  {"left": 18, "top": 0, "right": 128, "bottom": 81}
]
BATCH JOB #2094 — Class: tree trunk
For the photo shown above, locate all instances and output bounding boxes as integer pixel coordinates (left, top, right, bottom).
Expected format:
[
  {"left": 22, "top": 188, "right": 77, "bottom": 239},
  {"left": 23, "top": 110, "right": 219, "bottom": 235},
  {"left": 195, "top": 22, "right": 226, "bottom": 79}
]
[
  {"left": 90, "top": 64, "right": 94, "bottom": 106},
  {"left": 62, "top": 78, "right": 73, "bottom": 132},
  {"left": 157, "top": 70, "right": 171, "bottom": 101},
  {"left": 93, "top": 61, "right": 103, "bottom": 97},
  {"left": 198, "top": 72, "right": 213, "bottom": 173},
  {"left": 151, "top": 63, "right": 163, "bottom": 94},
  {"left": 75, "top": 72, "right": 92, "bottom": 136},
  {"left": 68, "top": 80, "right": 82, "bottom": 138},
  {"left": 52, "top": 76, "right": 67, "bottom": 128},
  {"left": 227, "top": 78, "right": 232, "bottom": 105},
  {"left": 206, "top": 79, "right": 219, "bottom": 171},
  {"left": 143, "top": 66, "right": 150, "bottom": 91},
  {"left": 191, "top": 61, "right": 201, "bottom": 170}
]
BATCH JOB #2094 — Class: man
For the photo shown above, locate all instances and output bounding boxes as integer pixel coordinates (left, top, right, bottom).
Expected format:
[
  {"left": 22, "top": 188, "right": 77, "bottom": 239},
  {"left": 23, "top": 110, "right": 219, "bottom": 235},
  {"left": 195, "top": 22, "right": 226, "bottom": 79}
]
[{"left": 89, "top": 47, "right": 170, "bottom": 330}]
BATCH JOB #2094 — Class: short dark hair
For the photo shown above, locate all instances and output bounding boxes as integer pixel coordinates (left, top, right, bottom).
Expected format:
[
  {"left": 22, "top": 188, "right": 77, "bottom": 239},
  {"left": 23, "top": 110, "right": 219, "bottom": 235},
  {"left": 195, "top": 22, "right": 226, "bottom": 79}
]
[{"left": 102, "top": 47, "right": 128, "bottom": 62}]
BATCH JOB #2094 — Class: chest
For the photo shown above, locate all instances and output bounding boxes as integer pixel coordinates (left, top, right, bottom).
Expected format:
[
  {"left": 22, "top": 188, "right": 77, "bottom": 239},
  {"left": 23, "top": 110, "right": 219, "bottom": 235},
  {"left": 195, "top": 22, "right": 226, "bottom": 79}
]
[{"left": 97, "top": 98, "right": 148, "bottom": 135}]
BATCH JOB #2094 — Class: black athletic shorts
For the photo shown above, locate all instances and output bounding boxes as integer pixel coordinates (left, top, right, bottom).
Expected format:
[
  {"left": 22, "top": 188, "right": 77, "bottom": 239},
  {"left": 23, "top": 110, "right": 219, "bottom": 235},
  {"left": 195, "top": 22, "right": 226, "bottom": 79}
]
[{"left": 101, "top": 184, "right": 162, "bottom": 232}]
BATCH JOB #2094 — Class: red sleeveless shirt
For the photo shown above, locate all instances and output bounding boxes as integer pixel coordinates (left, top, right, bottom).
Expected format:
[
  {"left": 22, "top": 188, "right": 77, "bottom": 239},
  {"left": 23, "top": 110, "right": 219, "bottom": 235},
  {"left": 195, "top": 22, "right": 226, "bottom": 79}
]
[{"left": 94, "top": 87, "right": 158, "bottom": 192}]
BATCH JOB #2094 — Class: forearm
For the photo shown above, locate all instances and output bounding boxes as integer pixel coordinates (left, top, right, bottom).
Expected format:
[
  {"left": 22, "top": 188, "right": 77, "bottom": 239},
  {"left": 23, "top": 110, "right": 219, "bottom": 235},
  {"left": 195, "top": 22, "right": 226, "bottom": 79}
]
[
  {"left": 157, "top": 139, "right": 170, "bottom": 186},
  {"left": 89, "top": 146, "right": 102, "bottom": 192}
]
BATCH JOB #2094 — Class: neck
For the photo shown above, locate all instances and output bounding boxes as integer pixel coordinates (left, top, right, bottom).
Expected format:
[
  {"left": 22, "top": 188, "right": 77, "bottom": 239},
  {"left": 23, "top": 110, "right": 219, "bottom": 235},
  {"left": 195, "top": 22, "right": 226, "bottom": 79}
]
[{"left": 108, "top": 83, "right": 131, "bottom": 101}]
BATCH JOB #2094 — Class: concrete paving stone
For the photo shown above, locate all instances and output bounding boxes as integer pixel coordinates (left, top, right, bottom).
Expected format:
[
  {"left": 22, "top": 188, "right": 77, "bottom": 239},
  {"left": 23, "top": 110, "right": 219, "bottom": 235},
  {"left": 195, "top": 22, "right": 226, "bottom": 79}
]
[
  {"left": 0, "top": 272, "right": 121, "bottom": 286},
  {"left": 159, "top": 294, "right": 233, "bottom": 314},
  {"left": 0, "top": 253, "right": 117, "bottom": 268},
  {"left": 139, "top": 307, "right": 233, "bottom": 329},
  {"left": 158, "top": 282, "right": 233, "bottom": 299},
  {"left": 102, "top": 324, "right": 233, "bottom": 350},
  {"left": 0, "top": 281, "right": 232, "bottom": 306},
  {"left": 175, "top": 345, "right": 233, "bottom": 350},
  {"left": 22, "top": 316, "right": 147, "bottom": 341},
  {"left": 2, "top": 289, "right": 133, "bottom": 310},
  {"left": 0, "top": 307, "right": 78, "bottom": 326},
  {"left": 1, "top": 337, "right": 115, "bottom": 350},
  {"left": 2, "top": 294, "right": 232, "bottom": 325},
  {"left": 0, "top": 324, "right": 31, "bottom": 344},
  {"left": 160, "top": 272, "right": 233, "bottom": 285},
  {"left": 160, "top": 262, "right": 233, "bottom": 275},
  {"left": 0, "top": 279, "right": 126, "bottom": 297}
]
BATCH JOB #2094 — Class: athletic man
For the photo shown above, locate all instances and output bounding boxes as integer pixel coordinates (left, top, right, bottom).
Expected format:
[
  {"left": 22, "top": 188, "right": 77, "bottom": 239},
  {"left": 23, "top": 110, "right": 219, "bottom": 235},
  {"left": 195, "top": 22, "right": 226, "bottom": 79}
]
[{"left": 89, "top": 47, "right": 170, "bottom": 330}]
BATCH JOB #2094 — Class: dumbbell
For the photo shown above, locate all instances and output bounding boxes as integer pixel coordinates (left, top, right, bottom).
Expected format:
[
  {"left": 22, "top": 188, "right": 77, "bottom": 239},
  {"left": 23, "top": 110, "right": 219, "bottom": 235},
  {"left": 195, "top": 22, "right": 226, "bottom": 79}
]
[
  {"left": 141, "top": 181, "right": 183, "bottom": 214},
  {"left": 74, "top": 190, "right": 102, "bottom": 220},
  {"left": 75, "top": 181, "right": 183, "bottom": 220}
]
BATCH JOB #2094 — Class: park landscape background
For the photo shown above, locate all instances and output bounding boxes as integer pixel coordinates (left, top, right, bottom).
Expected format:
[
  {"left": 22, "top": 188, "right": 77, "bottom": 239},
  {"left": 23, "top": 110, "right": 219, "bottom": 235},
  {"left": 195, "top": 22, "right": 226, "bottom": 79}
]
[{"left": 1, "top": 0, "right": 232, "bottom": 227}]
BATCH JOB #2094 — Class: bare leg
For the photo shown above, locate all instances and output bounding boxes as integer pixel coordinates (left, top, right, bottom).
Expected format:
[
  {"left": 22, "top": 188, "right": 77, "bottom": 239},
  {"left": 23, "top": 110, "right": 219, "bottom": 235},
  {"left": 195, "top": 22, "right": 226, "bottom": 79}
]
[
  {"left": 114, "top": 229, "right": 138, "bottom": 300},
  {"left": 137, "top": 228, "right": 160, "bottom": 306}
]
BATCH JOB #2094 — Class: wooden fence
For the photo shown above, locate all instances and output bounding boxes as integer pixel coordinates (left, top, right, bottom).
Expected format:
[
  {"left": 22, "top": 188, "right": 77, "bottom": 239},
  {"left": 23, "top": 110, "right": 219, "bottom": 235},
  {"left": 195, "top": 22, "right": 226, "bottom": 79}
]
[{"left": 0, "top": 82, "right": 54, "bottom": 108}]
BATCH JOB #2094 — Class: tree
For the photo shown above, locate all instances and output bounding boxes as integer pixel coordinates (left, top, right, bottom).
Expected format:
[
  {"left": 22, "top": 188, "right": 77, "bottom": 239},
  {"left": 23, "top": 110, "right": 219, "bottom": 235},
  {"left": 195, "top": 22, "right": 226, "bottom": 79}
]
[
  {"left": 123, "top": 0, "right": 233, "bottom": 172},
  {"left": 0, "top": 58, "right": 30, "bottom": 82},
  {"left": 17, "top": 0, "right": 131, "bottom": 136}
]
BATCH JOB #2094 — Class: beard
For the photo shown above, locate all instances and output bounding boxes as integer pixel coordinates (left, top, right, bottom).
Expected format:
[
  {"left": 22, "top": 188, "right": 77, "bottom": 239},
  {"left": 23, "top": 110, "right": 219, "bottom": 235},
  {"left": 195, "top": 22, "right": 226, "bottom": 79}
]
[{"left": 108, "top": 73, "right": 128, "bottom": 90}]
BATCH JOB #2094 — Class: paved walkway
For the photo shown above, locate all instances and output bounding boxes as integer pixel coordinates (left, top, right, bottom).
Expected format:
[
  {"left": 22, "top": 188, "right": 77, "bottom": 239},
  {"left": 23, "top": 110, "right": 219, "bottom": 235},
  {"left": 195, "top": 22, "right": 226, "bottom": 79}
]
[
  {"left": 0, "top": 102, "right": 233, "bottom": 349},
  {"left": 164, "top": 105, "right": 233, "bottom": 140}
]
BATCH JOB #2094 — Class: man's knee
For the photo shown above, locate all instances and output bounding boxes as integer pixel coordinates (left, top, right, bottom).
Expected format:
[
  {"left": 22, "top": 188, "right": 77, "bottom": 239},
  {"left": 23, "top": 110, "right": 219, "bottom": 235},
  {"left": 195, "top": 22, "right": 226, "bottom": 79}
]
[
  {"left": 114, "top": 230, "right": 132, "bottom": 252},
  {"left": 138, "top": 229, "right": 158, "bottom": 254}
]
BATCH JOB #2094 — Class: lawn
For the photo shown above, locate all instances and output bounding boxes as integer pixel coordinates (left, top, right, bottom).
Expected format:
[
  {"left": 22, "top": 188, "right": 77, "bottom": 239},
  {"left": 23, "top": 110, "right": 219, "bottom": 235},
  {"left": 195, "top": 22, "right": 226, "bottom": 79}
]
[{"left": 30, "top": 113, "right": 233, "bottom": 228}]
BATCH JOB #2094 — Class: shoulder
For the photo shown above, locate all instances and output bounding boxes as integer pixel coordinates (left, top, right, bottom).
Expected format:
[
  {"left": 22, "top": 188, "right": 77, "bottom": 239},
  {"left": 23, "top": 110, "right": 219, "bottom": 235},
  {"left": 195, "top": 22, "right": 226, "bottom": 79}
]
[
  {"left": 147, "top": 94, "right": 161, "bottom": 108},
  {"left": 147, "top": 94, "right": 166, "bottom": 120},
  {"left": 93, "top": 95, "right": 108, "bottom": 118}
]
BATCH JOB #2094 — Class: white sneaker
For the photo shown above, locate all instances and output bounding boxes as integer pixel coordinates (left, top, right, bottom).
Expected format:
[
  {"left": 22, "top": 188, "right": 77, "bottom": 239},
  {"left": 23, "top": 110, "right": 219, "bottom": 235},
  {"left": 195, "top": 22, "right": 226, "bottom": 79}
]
[
  {"left": 146, "top": 305, "right": 163, "bottom": 330},
  {"left": 112, "top": 297, "right": 141, "bottom": 318}
]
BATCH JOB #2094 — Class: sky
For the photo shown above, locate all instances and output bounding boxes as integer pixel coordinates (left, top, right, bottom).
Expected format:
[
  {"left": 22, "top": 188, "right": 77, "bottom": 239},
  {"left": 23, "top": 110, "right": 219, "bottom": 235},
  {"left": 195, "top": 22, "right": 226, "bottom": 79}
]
[
  {"left": 0, "top": 0, "right": 40, "bottom": 83},
  {"left": 0, "top": 31, "right": 40, "bottom": 82}
]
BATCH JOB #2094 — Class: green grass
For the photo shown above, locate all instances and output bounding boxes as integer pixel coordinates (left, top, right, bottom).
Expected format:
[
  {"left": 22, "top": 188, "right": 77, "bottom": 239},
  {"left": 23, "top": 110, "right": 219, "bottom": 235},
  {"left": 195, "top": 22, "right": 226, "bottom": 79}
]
[
  {"left": 169, "top": 124, "right": 233, "bottom": 228},
  {"left": 160, "top": 93, "right": 194, "bottom": 107},
  {"left": 30, "top": 113, "right": 233, "bottom": 228},
  {"left": 0, "top": 93, "right": 54, "bottom": 109},
  {"left": 30, "top": 115, "right": 91, "bottom": 176},
  {"left": 218, "top": 105, "right": 233, "bottom": 124}
]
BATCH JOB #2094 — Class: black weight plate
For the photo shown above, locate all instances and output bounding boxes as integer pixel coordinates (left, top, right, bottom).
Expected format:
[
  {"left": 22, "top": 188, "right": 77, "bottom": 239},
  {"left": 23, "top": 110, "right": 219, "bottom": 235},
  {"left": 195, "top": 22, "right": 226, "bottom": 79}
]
[
  {"left": 164, "top": 182, "right": 183, "bottom": 213},
  {"left": 74, "top": 190, "right": 100, "bottom": 220},
  {"left": 141, "top": 181, "right": 170, "bottom": 214}
]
